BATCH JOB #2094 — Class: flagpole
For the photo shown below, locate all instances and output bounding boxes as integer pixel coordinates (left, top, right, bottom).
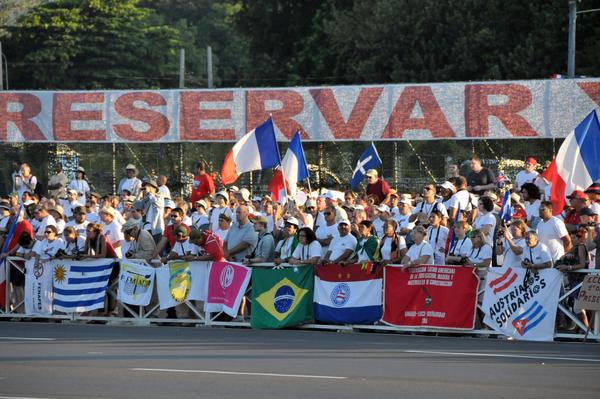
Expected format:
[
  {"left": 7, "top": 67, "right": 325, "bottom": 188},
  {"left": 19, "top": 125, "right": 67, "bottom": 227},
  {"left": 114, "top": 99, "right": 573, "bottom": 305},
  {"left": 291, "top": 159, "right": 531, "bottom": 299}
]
[
  {"left": 271, "top": 114, "right": 289, "bottom": 204},
  {"left": 300, "top": 130, "right": 312, "bottom": 195}
]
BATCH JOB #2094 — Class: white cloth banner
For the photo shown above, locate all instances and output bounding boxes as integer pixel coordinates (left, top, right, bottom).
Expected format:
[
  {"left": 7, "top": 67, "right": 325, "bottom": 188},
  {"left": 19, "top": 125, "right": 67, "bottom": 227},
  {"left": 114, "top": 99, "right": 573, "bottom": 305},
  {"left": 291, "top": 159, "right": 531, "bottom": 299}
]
[
  {"left": 24, "top": 259, "right": 53, "bottom": 316},
  {"left": 483, "top": 267, "right": 562, "bottom": 341},
  {"left": 156, "top": 261, "right": 209, "bottom": 310},
  {"left": 117, "top": 261, "right": 155, "bottom": 306}
]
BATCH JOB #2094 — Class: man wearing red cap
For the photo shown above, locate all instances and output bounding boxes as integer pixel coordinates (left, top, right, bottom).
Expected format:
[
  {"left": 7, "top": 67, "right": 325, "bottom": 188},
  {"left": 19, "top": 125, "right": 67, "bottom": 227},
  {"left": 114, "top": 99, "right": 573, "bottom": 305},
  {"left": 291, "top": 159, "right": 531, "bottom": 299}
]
[
  {"left": 564, "top": 190, "right": 590, "bottom": 233},
  {"left": 515, "top": 156, "right": 539, "bottom": 189}
]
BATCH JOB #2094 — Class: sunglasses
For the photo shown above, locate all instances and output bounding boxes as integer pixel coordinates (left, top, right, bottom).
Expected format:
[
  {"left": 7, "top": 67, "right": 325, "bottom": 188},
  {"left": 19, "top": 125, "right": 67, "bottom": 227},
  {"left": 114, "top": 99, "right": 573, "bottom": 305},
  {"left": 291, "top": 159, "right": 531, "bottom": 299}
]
[
  {"left": 298, "top": 234, "right": 307, "bottom": 237},
  {"left": 324, "top": 211, "right": 333, "bottom": 215},
  {"left": 170, "top": 215, "right": 179, "bottom": 218},
  {"left": 44, "top": 230, "right": 53, "bottom": 234}
]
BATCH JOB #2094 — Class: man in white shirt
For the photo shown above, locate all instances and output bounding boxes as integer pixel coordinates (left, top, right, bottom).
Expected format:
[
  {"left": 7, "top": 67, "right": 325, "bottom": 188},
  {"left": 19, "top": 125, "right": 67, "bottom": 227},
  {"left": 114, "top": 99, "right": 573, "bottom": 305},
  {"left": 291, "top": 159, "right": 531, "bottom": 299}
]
[
  {"left": 410, "top": 183, "right": 448, "bottom": 226},
  {"left": 65, "top": 206, "right": 89, "bottom": 240},
  {"left": 100, "top": 207, "right": 124, "bottom": 258},
  {"left": 515, "top": 157, "right": 539, "bottom": 189},
  {"left": 320, "top": 220, "right": 357, "bottom": 264},
  {"left": 536, "top": 201, "right": 571, "bottom": 262},
  {"left": 117, "top": 164, "right": 142, "bottom": 197},
  {"left": 157, "top": 175, "right": 171, "bottom": 199},
  {"left": 521, "top": 231, "right": 553, "bottom": 270},
  {"left": 47, "top": 163, "right": 69, "bottom": 198},
  {"left": 32, "top": 205, "right": 57, "bottom": 240},
  {"left": 372, "top": 204, "right": 390, "bottom": 239}
]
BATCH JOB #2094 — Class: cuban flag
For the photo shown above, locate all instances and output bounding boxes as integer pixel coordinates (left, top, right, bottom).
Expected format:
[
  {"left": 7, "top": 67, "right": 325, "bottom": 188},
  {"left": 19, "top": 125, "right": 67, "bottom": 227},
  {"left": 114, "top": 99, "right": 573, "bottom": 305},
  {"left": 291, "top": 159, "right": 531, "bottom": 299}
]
[
  {"left": 314, "top": 263, "right": 383, "bottom": 324},
  {"left": 268, "top": 132, "right": 310, "bottom": 202},
  {"left": 551, "top": 110, "right": 600, "bottom": 215},
  {"left": 350, "top": 143, "right": 382, "bottom": 190},
  {"left": 220, "top": 118, "right": 282, "bottom": 185},
  {"left": 498, "top": 190, "right": 512, "bottom": 224}
]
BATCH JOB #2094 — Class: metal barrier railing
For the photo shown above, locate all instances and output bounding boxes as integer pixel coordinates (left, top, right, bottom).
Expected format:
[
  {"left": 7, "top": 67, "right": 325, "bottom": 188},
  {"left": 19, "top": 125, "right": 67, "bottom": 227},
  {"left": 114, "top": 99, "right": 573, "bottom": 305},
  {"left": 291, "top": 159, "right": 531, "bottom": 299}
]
[{"left": 1, "top": 257, "right": 598, "bottom": 340}]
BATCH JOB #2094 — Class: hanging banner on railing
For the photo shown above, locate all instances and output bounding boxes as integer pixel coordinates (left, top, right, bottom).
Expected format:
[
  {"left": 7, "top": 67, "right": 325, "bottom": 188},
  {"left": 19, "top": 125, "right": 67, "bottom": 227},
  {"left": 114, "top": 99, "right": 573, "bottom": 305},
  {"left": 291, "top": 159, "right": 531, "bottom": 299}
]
[
  {"left": 382, "top": 265, "right": 479, "bottom": 329},
  {"left": 156, "top": 260, "right": 209, "bottom": 310},
  {"left": 204, "top": 261, "right": 251, "bottom": 317},
  {"left": 1, "top": 79, "right": 599, "bottom": 142},
  {"left": 483, "top": 267, "right": 562, "bottom": 341},
  {"left": 52, "top": 259, "right": 117, "bottom": 313},
  {"left": 251, "top": 265, "right": 314, "bottom": 329},
  {"left": 24, "top": 259, "right": 53, "bottom": 316},
  {"left": 314, "top": 263, "right": 383, "bottom": 325},
  {"left": 117, "top": 261, "right": 155, "bottom": 307}
]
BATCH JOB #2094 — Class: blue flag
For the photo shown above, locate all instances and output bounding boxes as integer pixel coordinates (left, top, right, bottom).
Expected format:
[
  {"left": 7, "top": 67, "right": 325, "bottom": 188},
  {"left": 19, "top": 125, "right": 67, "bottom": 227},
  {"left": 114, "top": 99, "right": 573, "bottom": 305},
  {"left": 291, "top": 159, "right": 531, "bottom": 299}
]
[
  {"left": 498, "top": 190, "right": 512, "bottom": 224},
  {"left": 350, "top": 143, "right": 382, "bottom": 189}
]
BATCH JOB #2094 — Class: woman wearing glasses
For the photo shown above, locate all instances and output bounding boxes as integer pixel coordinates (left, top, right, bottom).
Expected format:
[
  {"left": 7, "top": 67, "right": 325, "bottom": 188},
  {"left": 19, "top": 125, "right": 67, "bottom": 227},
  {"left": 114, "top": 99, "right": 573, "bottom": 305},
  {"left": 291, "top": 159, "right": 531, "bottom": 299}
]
[
  {"left": 289, "top": 227, "right": 322, "bottom": 265},
  {"left": 31, "top": 225, "right": 64, "bottom": 263}
]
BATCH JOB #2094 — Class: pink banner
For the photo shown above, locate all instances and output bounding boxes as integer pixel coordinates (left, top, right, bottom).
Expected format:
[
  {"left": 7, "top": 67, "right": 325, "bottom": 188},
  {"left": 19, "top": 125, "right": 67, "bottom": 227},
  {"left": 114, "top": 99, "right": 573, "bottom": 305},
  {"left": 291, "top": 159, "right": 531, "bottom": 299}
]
[
  {"left": 204, "top": 261, "right": 251, "bottom": 318},
  {"left": 1, "top": 79, "right": 599, "bottom": 142}
]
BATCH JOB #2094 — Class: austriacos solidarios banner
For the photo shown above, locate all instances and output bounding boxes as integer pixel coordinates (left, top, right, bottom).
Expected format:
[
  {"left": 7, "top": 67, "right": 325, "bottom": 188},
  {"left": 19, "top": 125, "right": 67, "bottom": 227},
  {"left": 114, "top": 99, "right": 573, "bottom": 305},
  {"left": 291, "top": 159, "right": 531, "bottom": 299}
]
[
  {"left": 1, "top": 79, "right": 599, "bottom": 142},
  {"left": 483, "top": 267, "right": 562, "bottom": 341}
]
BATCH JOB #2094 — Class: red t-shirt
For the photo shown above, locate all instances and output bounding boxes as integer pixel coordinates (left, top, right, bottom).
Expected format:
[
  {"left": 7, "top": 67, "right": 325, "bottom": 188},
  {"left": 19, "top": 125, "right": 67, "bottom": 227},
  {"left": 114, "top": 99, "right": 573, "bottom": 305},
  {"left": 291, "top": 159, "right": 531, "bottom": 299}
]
[
  {"left": 201, "top": 231, "right": 224, "bottom": 261},
  {"left": 564, "top": 209, "right": 580, "bottom": 226},
  {"left": 191, "top": 173, "right": 215, "bottom": 203},
  {"left": 366, "top": 179, "right": 391, "bottom": 205},
  {"left": 163, "top": 224, "right": 191, "bottom": 247}
]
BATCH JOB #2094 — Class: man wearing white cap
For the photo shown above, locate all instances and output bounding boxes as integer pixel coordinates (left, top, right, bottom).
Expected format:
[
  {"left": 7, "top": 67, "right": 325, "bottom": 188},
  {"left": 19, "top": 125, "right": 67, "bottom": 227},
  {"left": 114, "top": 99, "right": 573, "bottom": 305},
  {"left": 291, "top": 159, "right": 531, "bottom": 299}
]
[
  {"left": 47, "top": 163, "right": 69, "bottom": 198},
  {"left": 273, "top": 217, "right": 300, "bottom": 264},
  {"left": 320, "top": 220, "right": 357, "bottom": 265},
  {"left": 394, "top": 198, "right": 414, "bottom": 235},
  {"left": 140, "top": 179, "right": 165, "bottom": 240},
  {"left": 118, "top": 164, "right": 142, "bottom": 197},
  {"left": 373, "top": 204, "right": 391, "bottom": 239},
  {"left": 191, "top": 200, "right": 210, "bottom": 229},
  {"left": 99, "top": 207, "right": 124, "bottom": 257},
  {"left": 365, "top": 169, "right": 391, "bottom": 205}
]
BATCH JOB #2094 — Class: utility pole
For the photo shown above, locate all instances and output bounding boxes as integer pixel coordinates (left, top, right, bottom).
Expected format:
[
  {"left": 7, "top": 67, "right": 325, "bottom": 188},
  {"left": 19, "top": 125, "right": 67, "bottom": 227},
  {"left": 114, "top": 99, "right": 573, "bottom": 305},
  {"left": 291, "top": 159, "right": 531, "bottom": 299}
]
[
  {"left": 178, "top": 48, "right": 185, "bottom": 88},
  {"left": 207, "top": 46, "right": 213, "bottom": 89},
  {"left": 567, "top": 1, "right": 577, "bottom": 78},
  {"left": 0, "top": 42, "right": 3, "bottom": 90}
]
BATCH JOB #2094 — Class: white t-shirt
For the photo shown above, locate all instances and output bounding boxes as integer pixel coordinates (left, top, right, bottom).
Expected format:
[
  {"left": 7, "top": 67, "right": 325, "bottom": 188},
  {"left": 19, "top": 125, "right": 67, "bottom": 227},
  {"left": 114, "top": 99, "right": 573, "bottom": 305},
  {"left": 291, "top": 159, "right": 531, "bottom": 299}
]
[
  {"left": 520, "top": 242, "right": 553, "bottom": 265},
  {"left": 158, "top": 185, "right": 171, "bottom": 199},
  {"left": 394, "top": 212, "right": 414, "bottom": 232},
  {"left": 447, "top": 236, "right": 472, "bottom": 257},
  {"left": 372, "top": 218, "right": 386, "bottom": 239},
  {"left": 500, "top": 237, "right": 525, "bottom": 267},
  {"left": 515, "top": 170, "right": 539, "bottom": 189},
  {"left": 426, "top": 225, "right": 449, "bottom": 265},
  {"left": 473, "top": 212, "right": 497, "bottom": 245},
  {"left": 34, "top": 215, "right": 57, "bottom": 238},
  {"left": 214, "top": 227, "right": 229, "bottom": 242},
  {"left": 466, "top": 243, "right": 493, "bottom": 266},
  {"left": 291, "top": 241, "right": 322, "bottom": 261},
  {"left": 524, "top": 199, "right": 541, "bottom": 224},
  {"left": 275, "top": 236, "right": 296, "bottom": 259},
  {"left": 449, "top": 190, "right": 477, "bottom": 213},
  {"left": 210, "top": 207, "right": 233, "bottom": 232},
  {"left": 33, "top": 238, "right": 65, "bottom": 260},
  {"left": 66, "top": 219, "right": 89, "bottom": 240},
  {"left": 379, "top": 235, "right": 407, "bottom": 261},
  {"left": 68, "top": 179, "right": 90, "bottom": 203},
  {"left": 315, "top": 223, "right": 339, "bottom": 257},
  {"left": 328, "top": 233, "right": 357, "bottom": 261},
  {"left": 102, "top": 220, "right": 124, "bottom": 257},
  {"left": 412, "top": 200, "right": 448, "bottom": 219},
  {"left": 405, "top": 241, "right": 434, "bottom": 263},
  {"left": 191, "top": 212, "right": 209, "bottom": 229},
  {"left": 536, "top": 217, "right": 568, "bottom": 261},
  {"left": 170, "top": 238, "right": 197, "bottom": 257},
  {"left": 63, "top": 236, "right": 86, "bottom": 256}
]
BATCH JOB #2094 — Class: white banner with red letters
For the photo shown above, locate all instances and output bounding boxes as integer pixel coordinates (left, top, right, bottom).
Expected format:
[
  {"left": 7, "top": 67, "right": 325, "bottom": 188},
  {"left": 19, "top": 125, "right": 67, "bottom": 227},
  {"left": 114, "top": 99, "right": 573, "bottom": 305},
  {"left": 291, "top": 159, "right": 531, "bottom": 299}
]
[
  {"left": 482, "top": 267, "right": 562, "bottom": 341},
  {"left": 1, "top": 79, "right": 599, "bottom": 142}
]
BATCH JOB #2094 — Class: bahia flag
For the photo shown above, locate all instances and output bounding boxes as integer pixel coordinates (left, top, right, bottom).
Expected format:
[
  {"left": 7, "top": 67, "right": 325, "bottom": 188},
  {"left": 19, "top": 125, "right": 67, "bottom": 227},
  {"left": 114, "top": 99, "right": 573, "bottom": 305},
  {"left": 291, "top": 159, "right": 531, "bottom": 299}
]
[
  {"left": 314, "top": 263, "right": 383, "bottom": 324},
  {"left": 52, "top": 259, "right": 117, "bottom": 313},
  {"left": 251, "top": 266, "right": 314, "bottom": 329},
  {"left": 350, "top": 143, "right": 382, "bottom": 190},
  {"left": 156, "top": 261, "right": 209, "bottom": 310},
  {"left": 221, "top": 117, "right": 282, "bottom": 185},
  {"left": 205, "top": 261, "right": 251, "bottom": 317},
  {"left": 268, "top": 131, "right": 310, "bottom": 202},
  {"left": 24, "top": 259, "right": 53, "bottom": 316},
  {"left": 551, "top": 110, "right": 600, "bottom": 215}
]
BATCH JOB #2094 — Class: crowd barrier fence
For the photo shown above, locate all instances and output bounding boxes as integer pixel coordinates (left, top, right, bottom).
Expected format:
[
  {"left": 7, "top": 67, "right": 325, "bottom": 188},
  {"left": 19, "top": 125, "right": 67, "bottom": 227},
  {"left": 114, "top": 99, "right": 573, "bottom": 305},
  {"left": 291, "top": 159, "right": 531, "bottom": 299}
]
[{"left": 1, "top": 257, "right": 598, "bottom": 341}]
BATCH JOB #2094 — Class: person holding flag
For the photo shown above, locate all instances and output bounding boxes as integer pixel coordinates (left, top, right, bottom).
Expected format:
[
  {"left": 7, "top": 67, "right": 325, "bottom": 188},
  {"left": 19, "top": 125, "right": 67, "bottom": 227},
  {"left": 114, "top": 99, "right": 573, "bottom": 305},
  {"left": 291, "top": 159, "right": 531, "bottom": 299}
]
[
  {"left": 268, "top": 131, "right": 310, "bottom": 203},
  {"left": 350, "top": 143, "right": 383, "bottom": 197}
]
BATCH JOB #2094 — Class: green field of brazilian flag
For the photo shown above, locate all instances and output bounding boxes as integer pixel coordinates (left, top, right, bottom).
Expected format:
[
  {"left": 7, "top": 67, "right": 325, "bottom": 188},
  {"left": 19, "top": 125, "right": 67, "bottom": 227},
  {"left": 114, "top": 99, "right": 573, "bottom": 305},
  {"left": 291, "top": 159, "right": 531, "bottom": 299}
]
[{"left": 250, "top": 266, "right": 314, "bottom": 329}]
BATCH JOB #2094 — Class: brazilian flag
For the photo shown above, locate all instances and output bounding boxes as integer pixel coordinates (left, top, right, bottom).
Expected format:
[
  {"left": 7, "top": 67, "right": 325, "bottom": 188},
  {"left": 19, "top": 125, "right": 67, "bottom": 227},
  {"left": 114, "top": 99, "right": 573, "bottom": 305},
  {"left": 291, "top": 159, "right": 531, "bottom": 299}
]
[{"left": 251, "top": 266, "right": 314, "bottom": 329}]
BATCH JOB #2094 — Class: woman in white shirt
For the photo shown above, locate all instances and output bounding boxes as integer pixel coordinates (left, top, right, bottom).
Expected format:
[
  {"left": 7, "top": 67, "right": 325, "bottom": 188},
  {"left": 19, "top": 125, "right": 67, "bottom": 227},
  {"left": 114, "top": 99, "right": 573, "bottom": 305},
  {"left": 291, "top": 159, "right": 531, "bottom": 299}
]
[
  {"left": 445, "top": 220, "right": 473, "bottom": 265},
  {"left": 380, "top": 219, "right": 407, "bottom": 265},
  {"left": 495, "top": 219, "right": 526, "bottom": 267},
  {"left": 520, "top": 183, "right": 542, "bottom": 228},
  {"left": 401, "top": 226, "right": 434, "bottom": 270},
  {"left": 465, "top": 229, "right": 492, "bottom": 268},
  {"left": 472, "top": 196, "right": 496, "bottom": 246},
  {"left": 32, "top": 225, "right": 64, "bottom": 262},
  {"left": 68, "top": 167, "right": 90, "bottom": 203},
  {"left": 60, "top": 226, "right": 86, "bottom": 258},
  {"left": 290, "top": 227, "right": 322, "bottom": 265}
]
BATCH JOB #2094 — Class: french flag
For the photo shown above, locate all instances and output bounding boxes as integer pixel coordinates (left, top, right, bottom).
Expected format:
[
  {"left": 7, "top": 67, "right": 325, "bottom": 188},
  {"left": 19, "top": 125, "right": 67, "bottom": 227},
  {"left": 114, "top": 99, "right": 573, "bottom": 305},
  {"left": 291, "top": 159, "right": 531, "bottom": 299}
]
[
  {"left": 268, "top": 132, "right": 309, "bottom": 202},
  {"left": 551, "top": 110, "right": 600, "bottom": 215},
  {"left": 314, "top": 263, "right": 383, "bottom": 325},
  {"left": 220, "top": 118, "right": 281, "bottom": 185}
]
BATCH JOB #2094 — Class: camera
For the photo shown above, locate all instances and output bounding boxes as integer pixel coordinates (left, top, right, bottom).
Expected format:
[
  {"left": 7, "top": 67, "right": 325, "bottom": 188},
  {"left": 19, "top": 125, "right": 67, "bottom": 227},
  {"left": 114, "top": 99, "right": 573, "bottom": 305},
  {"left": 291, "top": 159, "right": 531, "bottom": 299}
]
[{"left": 55, "top": 249, "right": 67, "bottom": 258}]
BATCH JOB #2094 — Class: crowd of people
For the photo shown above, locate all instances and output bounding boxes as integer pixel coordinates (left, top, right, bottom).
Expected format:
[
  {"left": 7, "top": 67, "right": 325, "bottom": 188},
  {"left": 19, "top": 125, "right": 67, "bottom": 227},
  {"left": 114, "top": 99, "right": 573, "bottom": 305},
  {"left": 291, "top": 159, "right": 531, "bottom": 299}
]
[{"left": 1, "top": 155, "right": 598, "bottom": 328}]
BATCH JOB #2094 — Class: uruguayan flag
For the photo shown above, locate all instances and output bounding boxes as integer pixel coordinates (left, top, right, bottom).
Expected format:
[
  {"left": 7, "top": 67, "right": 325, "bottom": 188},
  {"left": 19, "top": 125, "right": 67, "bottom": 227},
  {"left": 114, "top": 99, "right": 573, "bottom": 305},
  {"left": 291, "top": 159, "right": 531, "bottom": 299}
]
[
  {"left": 52, "top": 259, "right": 116, "bottom": 313},
  {"left": 350, "top": 143, "right": 382, "bottom": 189}
]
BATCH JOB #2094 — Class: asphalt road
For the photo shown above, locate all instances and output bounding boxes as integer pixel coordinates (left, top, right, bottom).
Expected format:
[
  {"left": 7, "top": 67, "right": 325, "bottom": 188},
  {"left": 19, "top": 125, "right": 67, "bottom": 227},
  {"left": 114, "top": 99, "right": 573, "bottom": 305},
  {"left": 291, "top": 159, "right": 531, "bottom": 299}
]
[{"left": 0, "top": 322, "right": 598, "bottom": 399}]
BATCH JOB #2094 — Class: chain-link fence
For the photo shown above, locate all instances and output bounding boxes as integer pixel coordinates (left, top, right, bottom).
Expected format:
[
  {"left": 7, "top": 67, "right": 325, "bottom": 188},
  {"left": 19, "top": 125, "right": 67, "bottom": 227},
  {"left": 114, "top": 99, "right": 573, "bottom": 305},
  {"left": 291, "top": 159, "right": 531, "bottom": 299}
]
[{"left": 0, "top": 138, "right": 559, "bottom": 198}]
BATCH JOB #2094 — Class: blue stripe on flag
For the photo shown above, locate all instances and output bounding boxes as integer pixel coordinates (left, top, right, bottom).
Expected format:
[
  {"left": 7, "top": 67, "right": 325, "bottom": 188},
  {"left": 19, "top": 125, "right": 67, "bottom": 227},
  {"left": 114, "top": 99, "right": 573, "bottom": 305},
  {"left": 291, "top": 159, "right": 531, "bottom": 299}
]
[
  {"left": 255, "top": 118, "right": 282, "bottom": 169},
  {"left": 53, "top": 297, "right": 105, "bottom": 308},
  {"left": 515, "top": 300, "right": 539, "bottom": 321},
  {"left": 523, "top": 311, "right": 547, "bottom": 334},
  {"left": 70, "top": 263, "right": 115, "bottom": 273},
  {"left": 314, "top": 304, "right": 382, "bottom": 325},
  {"left": 574, "top": 110, "right": 600, "bottom": 181},
  {"left": 54, "top": 286, "right": 107, "bottom": 296},
  {"left": 68, "top": 275, "right": 110, "bottom": 284},
  {"left": 525, "top": 304, "right": 543, "bottom": 322},
  {"left": 289, "top": 132, "right": 310, "bottom": 181}
]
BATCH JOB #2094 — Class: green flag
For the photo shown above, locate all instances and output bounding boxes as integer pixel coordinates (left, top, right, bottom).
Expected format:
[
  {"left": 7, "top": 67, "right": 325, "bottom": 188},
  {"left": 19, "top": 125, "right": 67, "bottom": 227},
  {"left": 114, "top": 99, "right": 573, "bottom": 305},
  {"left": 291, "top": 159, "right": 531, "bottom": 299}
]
[{"left": 251, "top": 266, "right": 314, "bottom": 329}]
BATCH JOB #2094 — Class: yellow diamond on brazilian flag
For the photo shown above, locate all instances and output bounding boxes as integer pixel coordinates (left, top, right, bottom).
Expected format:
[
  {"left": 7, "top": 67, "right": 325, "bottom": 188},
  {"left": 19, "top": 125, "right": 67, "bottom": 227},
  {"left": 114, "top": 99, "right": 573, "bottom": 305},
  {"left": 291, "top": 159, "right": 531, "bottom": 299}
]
[
  {"left": 251, "top": 266, "right": 314, "bottom": 329},
  {"left": 169, "top": 261, "right": 191, "bottom": 303}
]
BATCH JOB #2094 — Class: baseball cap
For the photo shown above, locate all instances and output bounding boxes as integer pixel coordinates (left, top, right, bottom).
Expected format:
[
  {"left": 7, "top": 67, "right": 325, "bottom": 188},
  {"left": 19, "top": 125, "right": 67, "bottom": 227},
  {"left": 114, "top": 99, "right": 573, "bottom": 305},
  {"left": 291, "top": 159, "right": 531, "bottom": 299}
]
[
  {"left": 377, "top": 204, "right": 390, "bottom": 213},
  {"left": 567, "top": 190, "right": 588, "bottom": 200},
  {"left": 580, "top": 207, "right": 597, "bottom": 216},
  {"left": 440, "top": 181, "right": 456, "bottom": 192},
  {"left": 284, "top": 217, "right": 300, "bottom": 227},
  {"left": 365, "top": 169, "right": 378, "bottom": 177},
  {"left": 337, "top": 219, "right": 351, "bottom": 226}
]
